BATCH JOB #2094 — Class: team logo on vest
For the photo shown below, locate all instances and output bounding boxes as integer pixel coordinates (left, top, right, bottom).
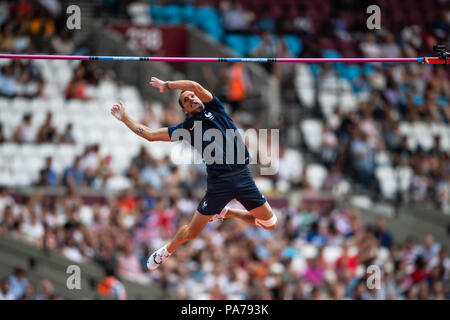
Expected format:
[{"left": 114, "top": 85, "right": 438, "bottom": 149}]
[{"left": 204, "top": 111, "right": 214, "bottom": 120}]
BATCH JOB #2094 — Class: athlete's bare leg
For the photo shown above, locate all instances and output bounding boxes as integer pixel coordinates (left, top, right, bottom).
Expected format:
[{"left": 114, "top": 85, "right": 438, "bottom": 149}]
[
  {"left": 166, "top": 210, "right": 210, "bottom": 253},
  {"left": 224, "top": 207, "right": 257, "bottom": 225},
  {"left": 223, "top": 202, "right": 278, "bottom": 230}
]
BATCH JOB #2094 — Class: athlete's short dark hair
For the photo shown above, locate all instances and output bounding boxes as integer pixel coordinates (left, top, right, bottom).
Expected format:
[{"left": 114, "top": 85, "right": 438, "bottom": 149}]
[{"left": 178, "top": 90, "right": 186, "bottom": 109}]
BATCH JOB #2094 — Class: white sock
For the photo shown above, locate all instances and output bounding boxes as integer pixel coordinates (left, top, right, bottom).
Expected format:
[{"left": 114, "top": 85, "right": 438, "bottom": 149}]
[
  {"left": 163, "top": 244, "right": 172, "bottom": 256},
  {"left": 221, "top": 206, "right": 229, "bottom": 216}
]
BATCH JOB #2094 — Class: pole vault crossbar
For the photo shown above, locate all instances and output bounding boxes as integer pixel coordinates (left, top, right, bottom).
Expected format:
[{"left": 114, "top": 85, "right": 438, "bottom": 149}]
[
  {"left": 0, "top": 55, "right": 447, "bottom": 64},
  {"left": 0, "top": 46, "right": 448, "bottom": 64}
]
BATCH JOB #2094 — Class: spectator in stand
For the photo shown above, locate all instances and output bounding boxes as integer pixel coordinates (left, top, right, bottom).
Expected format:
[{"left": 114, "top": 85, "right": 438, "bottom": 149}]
[
  {"left": 38, "top": 156, "right": 57, "bottom": 186},
  {"left": 13, "top": 113, "right": 36, "bottom": 143},
  {"left": 96, "top": 273, "right": 127, "bottom": 300},
  {"left": 321, "top": 125, "right": 339, "bottom": 167},
  {"left": 303, "top": 257, "right": 325, "bottom": 286},
  {"left": 127, "top": 0, "right": 151, "bottom": 25},
  {"left": 117, "top": 189, "right": 137, "bottom": 214},
  {"left": 381, "top": 33, "right": 401, "bottom": 58},
  {"left": 96, "top": 154, "right": 114, "bottom": 188},
  {"left": 221, "top": 0, "right": 250, "bottom": 32},
  {"left": 16, "top": 68, "right": 42, "bottom": 98},
  {"left": 37, "top": 112, "right": 57, "bottom": 143},
  {"left": 373, "top": 216, "right": 393, "bottom": 249},
  {"left": 35, "top": 279, "right": 58, "bottom": 300},
  {"left": 28, "top": 5, "right": 56, "bottom": 52},
  {"left": 250, "top": 31, "right": 279, "bottom": 72},
  {"left": 65, "top": 64, "right": 94, "bottom": 101},
  {"left": 0, "top": 1, "right": 10, "bottom": 26},
  {"left": 293, "top": 4, "right": 314, "bottom": 36},
  {"left": 62, "top": 155, "right": 85, "bottom": 188},
  {"left": 411, "top": 166, "right": 431, "bottom": 202},
  {"left": 117, "top": 241, "right": 145, "bottom": 282},
  {"left": 420, "top": 234, "right": 441, "bottom": 261},
  {"left": 360, "top": 32, "right": 383, "bottom": 58},
  {"left": 350, "top": 129, "right": 376, "bottom": 188},
  {"left": 323, "top": 165, "right": 343, "bottom": 192},
  {"left": 0, "top": 122, "right": 5, "bottom": 143},
  {"left": 225, "top": 62, "right": 251, "bottom": 112},
  {"left": 410, "top": 256, "right": 430, "bottom": 285},
  {"left": 93, "top": 242, "right": 119, "bottom": 277},
  {"left": 255, "top": 8, "right": 275, "bottom": 33},
  {"left": 59, "top": 123, "right": 75, "bottom": 144},
  {"left": 0, "top": 277, "right": 13, "bottom": 300},
  {"left": 127, "top": 147, "right": 154, "bottom": 187},
  {"left": 8, "top": 267, "right": 29, "bottom": 300},
  {"left": 80, "top": 144, "right": 100, "bottom": 172},
  {"left": 51, "top": 29, "right": 74, "bottom": 55}
]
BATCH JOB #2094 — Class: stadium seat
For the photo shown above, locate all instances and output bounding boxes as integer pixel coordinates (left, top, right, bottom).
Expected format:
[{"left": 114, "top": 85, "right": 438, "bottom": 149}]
[
  {"left": 0, "top": 143, "right": 18, "bottom": 158},
  {"left": 106, "top": 176, "right": 132, "bottom": 191},
  {"left": 299, "top": 243, "right": 318, "bottom": 259},
  {"left": 283, "top": 35, "right": 303, "bottom": 56},
  {"left": 305, "top": 163, "right": 327, "bottom": 190},
  {"left": 96, "top": 80, "right": 118, "bottom": 100},
  {"left": 323, "top": 246, "right": 343, "bottom": 264},
  {"left": 79, "top": 206, "right": 94, "bottom": 226},
  {"left": 300, "top": 119, "right": 323, "bottom": 152},
  {"left": 339, "top": 92, "right": 357, "bottom": 113},
  {"left": 36, "top": 143, "right": 57, "bottom": 158},
  {"left": 319, "top": 92, "right": 338, "bottom": 116},
  {"left": 395, "top": 166, "right": 413, "bottom": 193},
  {"left": 165, "top": 5, "right": 183, "bottom": 24},
  {"left": 150, "top": 6, "right": 166, "bottom": 23},
  {"left": 413, "top": 122, "right": 433, "bottom": 151},
  {"left": 225, "top": 34, "right": 247, "bottom": 56},
  {"left": 375, "top": 151, "right": 391, "bottom": 167},
  {"left": 0, "top": 172, "right": 14, "bottom": 187},
  {"left": 375, "top": 166, "right": 397, "bottom": 199},
  {"left": 247, "top": 35, "right": 262, "bottom": 55},
  {"left": 181, "top": 5, "right": 196, "bottom": 23}
]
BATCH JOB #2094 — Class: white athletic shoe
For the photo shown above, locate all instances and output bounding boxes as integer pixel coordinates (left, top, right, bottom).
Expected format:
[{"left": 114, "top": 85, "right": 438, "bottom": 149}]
[
  {"left": 209, "top": 206, "right": 229, "bottom": 223},
  {"left": 147, "top": 245, "right": 171, "bottom": 271}
]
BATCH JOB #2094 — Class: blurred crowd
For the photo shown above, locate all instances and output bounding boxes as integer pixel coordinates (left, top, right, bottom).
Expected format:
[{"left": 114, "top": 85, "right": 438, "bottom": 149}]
[
  {"left": 0, "top": 265, "right": 127, "bottom": 300},
  {"left": 0, "top": 186, "right": 449, "bottom": 300},
  {"left": 0, "top": 266, "right": 61, "bottom": 300},
  {"left": 0, "top": 59, "right": 44, "bottom": 98},
  {"left": 0, "top": 0, "right": 73, "bottom": 55},
  {"left": 9, "top": 112, "right": 74, "bottom": 144},
  {"left": 33, "top": 144, "right": 115, "bottom": 189},
  {"left": 312, "top": 39, "right": 450, "bottom": 211}
]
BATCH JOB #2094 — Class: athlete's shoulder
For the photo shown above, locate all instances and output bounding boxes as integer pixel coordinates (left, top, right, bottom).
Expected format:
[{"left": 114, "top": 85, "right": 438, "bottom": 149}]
[{"left": 204, "top": 95, "right": 225, "bottom": 111}]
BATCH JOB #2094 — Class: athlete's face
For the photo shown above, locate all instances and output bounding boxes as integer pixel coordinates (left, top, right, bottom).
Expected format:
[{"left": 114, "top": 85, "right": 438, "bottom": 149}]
[{"left": 180, "top": 91, "right": 204, "bottom": 115}]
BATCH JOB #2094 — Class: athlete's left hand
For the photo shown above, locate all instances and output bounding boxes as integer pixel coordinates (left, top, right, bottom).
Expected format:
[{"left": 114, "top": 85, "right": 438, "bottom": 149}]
[
  {"left": 111, "top": 100, "right": 127, "bottom": 121},
  {"left": 149, "top": 77, "right": 168, "bottom": 93}
]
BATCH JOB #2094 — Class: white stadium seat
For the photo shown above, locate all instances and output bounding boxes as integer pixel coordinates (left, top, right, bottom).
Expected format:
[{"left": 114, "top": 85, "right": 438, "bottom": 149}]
[
  {"left": 305, "top": 163, "right": 327, "bottom": 190},
  {"left": 375, "top": 166, "right": 397, "bottom": 199},
  {"left": 300, "top": 119, "right": 323, "bottom": 152},
  {"left": 106, "top": 176, "right": 132, "bottom": 191},
  {"left": 319, "top": 92, "right": 338, "bottom": 115}
]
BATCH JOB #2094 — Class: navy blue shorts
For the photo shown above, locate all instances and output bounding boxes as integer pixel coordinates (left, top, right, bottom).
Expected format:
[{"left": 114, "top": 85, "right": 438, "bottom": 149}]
[{"left": 197, "top": 167, "right": 267, "bottom": 215}]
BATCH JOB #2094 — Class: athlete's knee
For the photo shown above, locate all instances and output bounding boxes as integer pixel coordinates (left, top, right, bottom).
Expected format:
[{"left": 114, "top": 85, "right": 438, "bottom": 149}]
[
  {"left": 266, "top": 219, "right": 278, "bottom": 231},
  {"left": 255, "top": 211, "right": 278, "bottom": 231}
]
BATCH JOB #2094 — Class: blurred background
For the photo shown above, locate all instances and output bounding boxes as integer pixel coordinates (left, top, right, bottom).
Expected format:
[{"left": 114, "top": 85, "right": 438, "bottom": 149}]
[{"left": 0, "top": 0, "right": 449, "bottom": 300}]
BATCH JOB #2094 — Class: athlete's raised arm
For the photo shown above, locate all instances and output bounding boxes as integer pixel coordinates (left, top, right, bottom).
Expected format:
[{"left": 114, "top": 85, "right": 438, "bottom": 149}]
[
  {"left": 149, "top": 77, "right": 213, "bottom": 103},
  {"left": 110, "top": 101, "right": 170, "bottom": 142}
]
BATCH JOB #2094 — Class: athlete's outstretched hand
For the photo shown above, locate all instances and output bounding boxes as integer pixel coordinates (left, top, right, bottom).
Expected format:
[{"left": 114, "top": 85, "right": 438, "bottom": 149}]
[
  {"left": 111, "top": 101, "right": 127, "bottom": 121},
  {"left": 149, "top": 77, "right": 168, "bottom": 93}
]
